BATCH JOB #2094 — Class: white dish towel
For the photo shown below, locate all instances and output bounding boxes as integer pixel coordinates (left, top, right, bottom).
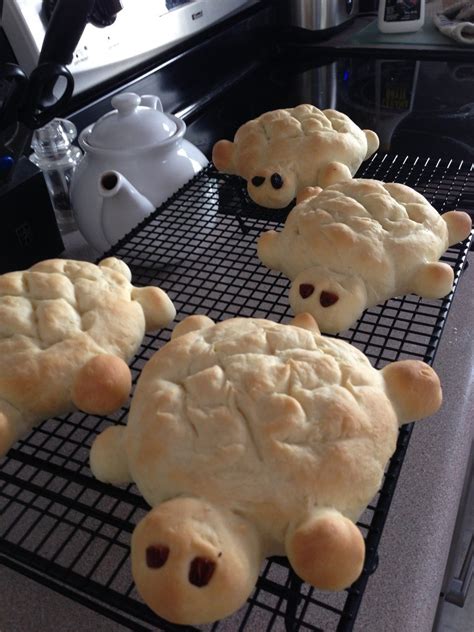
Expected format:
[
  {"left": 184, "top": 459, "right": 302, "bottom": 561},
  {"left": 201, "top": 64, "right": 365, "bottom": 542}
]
[{"left": 434, "top": 1, "right": 474, "bottom": 44}]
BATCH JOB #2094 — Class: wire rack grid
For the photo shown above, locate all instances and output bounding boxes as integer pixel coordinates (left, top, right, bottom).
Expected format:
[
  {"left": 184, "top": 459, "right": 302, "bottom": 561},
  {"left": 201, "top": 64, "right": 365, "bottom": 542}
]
[{"left": 0, "top": 153, "right": 472, "bottom": 632}]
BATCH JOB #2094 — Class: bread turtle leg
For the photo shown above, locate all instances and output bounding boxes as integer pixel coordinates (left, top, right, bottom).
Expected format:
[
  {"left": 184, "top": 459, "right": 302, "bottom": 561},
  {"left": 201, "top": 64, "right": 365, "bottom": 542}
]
[
  {"left": 410, "top": 261, "right": 454, "bottom": 299},
  {"left": 131, "top": 286, "right": 176, "bottom": 331},
  {"left": 285, "top": 507, "right": 365, "bottom": 591},
  {"left": 443, "top": 210, "right": 472, "bottom": 246},
  {"left": 256, "top": 230, "right": 281, "bottom": 270},
  {"left": 89, "top": 425, "right": 131, "bottom": 485},
  {"left": 212, "top": 140, "right": 236, "bottom": 172},
  {"left": 382, "top": 359, "right": 442, "bottom": 424},
  {"left": 171, "top": 314, "right": 215, "bottom": 340},
  {"left": 0, "top": 400, "right": 27, "bottom": 457},
  {"left": 71, "top": 354, "right": 132, "bottom": 415},
  {"left": 290, "top": 313, "right": 321, "bottom": 334},
  {"left": 318, "top": 162, "right": 353, "bottom": 189},
  {"left": 131, "top": 498, "right": 262, "bottom": 625},
  {"left": 363, "top": 129, "right": 380, "bottom": 159},
  {"left": 98, "top": 257, "right": 132, "bottom": 281}
]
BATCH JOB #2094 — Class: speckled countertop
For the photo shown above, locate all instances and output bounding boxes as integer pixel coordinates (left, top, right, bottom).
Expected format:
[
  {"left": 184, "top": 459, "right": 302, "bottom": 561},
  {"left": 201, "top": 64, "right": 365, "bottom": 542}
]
[{"left": 355, "top": 251, "right": 474, "bottom": 632}]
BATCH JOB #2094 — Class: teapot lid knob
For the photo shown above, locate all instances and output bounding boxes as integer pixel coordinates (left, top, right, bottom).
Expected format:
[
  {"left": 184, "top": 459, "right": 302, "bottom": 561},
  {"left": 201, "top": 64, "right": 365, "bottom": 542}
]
[
  {"left": 111, "top": 93, "right": 141, "bottom": 117},
  {"left": 140, "top": 94, "right": 163, "bottom": 112}
]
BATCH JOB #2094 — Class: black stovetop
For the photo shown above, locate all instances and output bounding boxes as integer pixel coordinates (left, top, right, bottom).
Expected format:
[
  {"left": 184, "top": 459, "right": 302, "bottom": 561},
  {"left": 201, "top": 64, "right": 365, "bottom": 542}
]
[
  {"left": 53, "top": 5, "right": 474, "bottom": 167},
  {"left": 3, "top": 3, "right": 474, "bottom": 197}
]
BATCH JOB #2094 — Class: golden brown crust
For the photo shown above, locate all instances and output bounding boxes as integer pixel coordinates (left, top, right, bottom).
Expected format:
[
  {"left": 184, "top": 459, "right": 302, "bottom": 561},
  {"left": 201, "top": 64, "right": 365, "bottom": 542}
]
[
  {"left": 90, "top": 316, "right": 441, "bottom": 624},
  {"left": 286, "top": 509, "right": 365, "bottom": 591},
  {"left": 71, "top": 354, "right": 132, "bottom": 414},
  {"left": 0, "top": 257, "right": 175, "bottom": 456},
  {"left": 382, "top": 360, "right": 442, "bottom": 423},
  {"left": 211, "top": 139, "right": 235, "bottom": 172},
  {"left": 257, "top": 179, "right": 471, "bottom": 333},
  {"left": 121, "top": 318, "right": 435, "bottom": 520},
  {"left": 131, "top": 499, "right": 262, "bottom": 625},
  {"left": 212, "top": 105, "right": 379, "bottom": 208}
]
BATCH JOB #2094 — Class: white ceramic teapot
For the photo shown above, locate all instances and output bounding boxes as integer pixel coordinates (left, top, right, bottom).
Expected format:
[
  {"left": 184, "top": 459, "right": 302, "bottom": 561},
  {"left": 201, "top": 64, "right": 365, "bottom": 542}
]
[{"left": 70, "top": 92, "right": 208, "bottom": 252}]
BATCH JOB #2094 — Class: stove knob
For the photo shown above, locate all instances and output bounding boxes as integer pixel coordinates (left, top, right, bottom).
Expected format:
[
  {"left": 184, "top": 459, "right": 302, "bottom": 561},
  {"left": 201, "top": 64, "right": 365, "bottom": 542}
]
[
  {"left": 42, "top": 0, "right": 123, "bottom": 27},
  {"left": 89, "top": 0, "right": 123, "bottom": 27}
]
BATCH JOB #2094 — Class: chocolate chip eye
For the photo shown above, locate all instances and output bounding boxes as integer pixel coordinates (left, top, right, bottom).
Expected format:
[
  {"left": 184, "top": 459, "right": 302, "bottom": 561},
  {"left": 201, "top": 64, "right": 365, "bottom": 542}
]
[
  {"left": 251, "top": 176, "right": 265, "bottom": 187},
  {"left": 320, "top": 291, "right": 339, "bottom": 307},
  {"left": 189, "top": 557, "right": 216, "bottom": 587},
  {"left": 299, "top": 283, "right": 315, "bottom": 299},
  {"left": 270, "top": 173, "right": 283, "bottom": 189},
  {"left": 146, "top": 545, "right": 170, "bottom": 568}
]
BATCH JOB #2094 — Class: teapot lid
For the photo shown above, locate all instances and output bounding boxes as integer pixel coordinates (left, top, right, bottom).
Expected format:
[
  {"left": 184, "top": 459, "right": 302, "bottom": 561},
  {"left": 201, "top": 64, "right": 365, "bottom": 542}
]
[{"left": 85, "top": 93, "right": 178, "bottom": 150}]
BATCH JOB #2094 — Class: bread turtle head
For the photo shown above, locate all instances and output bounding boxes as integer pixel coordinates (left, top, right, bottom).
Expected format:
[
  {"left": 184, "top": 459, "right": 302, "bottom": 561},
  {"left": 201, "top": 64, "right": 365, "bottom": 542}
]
[
  {"left": 246, "top": 166, "right": 297, "bottom": 209},
  {"left": 131, "top": 497, "right": 261, "bottom": 625},
  {"left": 289, "top": 266, "right": 368, "bottom": 334}
]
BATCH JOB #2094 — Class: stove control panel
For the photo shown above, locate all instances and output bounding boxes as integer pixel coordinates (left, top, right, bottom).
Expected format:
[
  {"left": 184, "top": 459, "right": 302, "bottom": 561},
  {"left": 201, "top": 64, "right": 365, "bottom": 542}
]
[{"left": 1, "top": 0, "right": 258, "bottom": 94}]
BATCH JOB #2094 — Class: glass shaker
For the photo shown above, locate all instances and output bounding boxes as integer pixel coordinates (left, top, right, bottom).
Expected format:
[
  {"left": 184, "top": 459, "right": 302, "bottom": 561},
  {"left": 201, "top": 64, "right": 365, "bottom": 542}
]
[{"left": 29, "top": 118, "right": 83, "bottom": 234}]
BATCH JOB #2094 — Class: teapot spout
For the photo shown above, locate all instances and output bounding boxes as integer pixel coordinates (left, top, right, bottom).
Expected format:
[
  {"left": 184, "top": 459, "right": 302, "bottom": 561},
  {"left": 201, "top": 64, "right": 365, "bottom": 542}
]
[{"left": 99, "top": 170, "right": 155, "bottom": 246}]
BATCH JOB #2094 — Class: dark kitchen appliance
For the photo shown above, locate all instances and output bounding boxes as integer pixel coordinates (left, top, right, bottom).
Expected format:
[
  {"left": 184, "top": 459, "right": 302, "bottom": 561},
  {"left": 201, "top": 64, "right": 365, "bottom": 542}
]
[
  {"left": 0, "top": 163, "right": 64, "bottom": 272},
  {"left": 276, "top": 0, "right": 359, "bottom": 39}
]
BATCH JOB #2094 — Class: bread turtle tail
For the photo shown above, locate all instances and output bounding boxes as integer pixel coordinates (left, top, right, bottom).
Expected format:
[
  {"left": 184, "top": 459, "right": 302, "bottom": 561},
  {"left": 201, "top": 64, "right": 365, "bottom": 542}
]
[
  {"left": 363, "top": 129, "right": 380, "bottom": 160},
  {"left": 443, "top": 210, "right": 472, "bottom": 247},
  {"left": 0, "top": 399, "right": 27, "bottom": 457}
]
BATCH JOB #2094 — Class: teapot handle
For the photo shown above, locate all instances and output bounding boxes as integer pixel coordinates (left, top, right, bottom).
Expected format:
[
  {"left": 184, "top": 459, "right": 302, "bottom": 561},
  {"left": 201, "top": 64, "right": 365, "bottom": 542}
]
[{"left": 140, "top": 95, "right": 163, "bottom": 112}]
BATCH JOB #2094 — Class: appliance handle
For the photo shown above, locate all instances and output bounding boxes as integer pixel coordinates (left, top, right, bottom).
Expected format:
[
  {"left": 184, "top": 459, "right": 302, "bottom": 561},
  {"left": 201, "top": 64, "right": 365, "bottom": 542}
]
[{"left": 38, "top": 0, "right": 96, "bottom": 66}]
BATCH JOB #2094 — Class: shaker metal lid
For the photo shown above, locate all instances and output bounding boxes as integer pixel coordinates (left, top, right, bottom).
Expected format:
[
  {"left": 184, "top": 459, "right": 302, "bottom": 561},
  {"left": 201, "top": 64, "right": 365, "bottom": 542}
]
[{"left": 86, "top": 93, "right": 178, "bottom": 150}]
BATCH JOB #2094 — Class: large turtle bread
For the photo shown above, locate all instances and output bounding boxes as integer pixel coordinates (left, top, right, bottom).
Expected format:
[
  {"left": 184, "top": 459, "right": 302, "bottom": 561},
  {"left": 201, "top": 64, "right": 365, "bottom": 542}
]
[
  {"left": 0, "top": 257, "right": 176, "bottom": 456},
  {"left": 90, "top": 313, "right": 442, "bottom": 625},
  {"left": 212, "top": 104, "right": 379, "bottom": 209},
  {"left": 257, "top": 179, "right": 472, "bottom": 334}
]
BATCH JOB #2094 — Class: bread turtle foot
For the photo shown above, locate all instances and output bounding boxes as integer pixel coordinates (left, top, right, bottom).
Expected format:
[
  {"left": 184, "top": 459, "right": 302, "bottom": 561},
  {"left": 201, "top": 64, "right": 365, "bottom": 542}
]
[
  {"left": 411, "top": 261, "right": 454, "bottom": 298},
  {"left": 285, "top": 508, "right": 365, "bottom": 591},
  {"left": 382, "top": 359, "right": 442, "bottom": 423},
  {"left": 171, "top": 314, "right": 215, "bottom": 339},
  {"left": 318, "top": 162, "right": 353, "bottom": 188},
  {"left": 89, "top": 425, "right": 131, "bottom": 484},
  {"left": 71, "top": 354, "right": 132, "bottom": 415},
  {"left": 443, "top": 210, "right": 472, "bottom": 246},
  {"left": 257, "top": 230, "right": 281, "bottom": 270}
]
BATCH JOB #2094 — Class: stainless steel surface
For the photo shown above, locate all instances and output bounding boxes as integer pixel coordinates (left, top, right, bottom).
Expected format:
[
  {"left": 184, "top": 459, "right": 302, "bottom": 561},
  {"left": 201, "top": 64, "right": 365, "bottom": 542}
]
[
  {"left": 1, "top": 0, "right": 260, "bottom": 94},
  {"left": 284, "top": 0, "right": 359, "bottom": 31}
]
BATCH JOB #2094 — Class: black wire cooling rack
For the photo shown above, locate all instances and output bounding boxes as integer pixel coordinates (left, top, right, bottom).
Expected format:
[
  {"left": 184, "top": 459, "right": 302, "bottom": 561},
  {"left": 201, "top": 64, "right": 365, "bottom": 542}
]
[{"left": 0, "top": 153, "right": 472, "bottom": 632}]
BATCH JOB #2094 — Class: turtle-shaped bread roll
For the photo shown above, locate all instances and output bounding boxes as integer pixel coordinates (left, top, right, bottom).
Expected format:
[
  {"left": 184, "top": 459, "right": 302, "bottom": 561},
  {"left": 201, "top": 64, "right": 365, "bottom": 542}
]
[
  {"left": 257, "top": 179, "right": 472, "bottom": 334},
  {"left": 90, "top": 314, "right": 442, "bottom": 626},
  {"left": 212, "top": 104, "right": 379, "bottom": 209},
  {"left": 0, "top": 257, "right": 176, "bottom": 456}
]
